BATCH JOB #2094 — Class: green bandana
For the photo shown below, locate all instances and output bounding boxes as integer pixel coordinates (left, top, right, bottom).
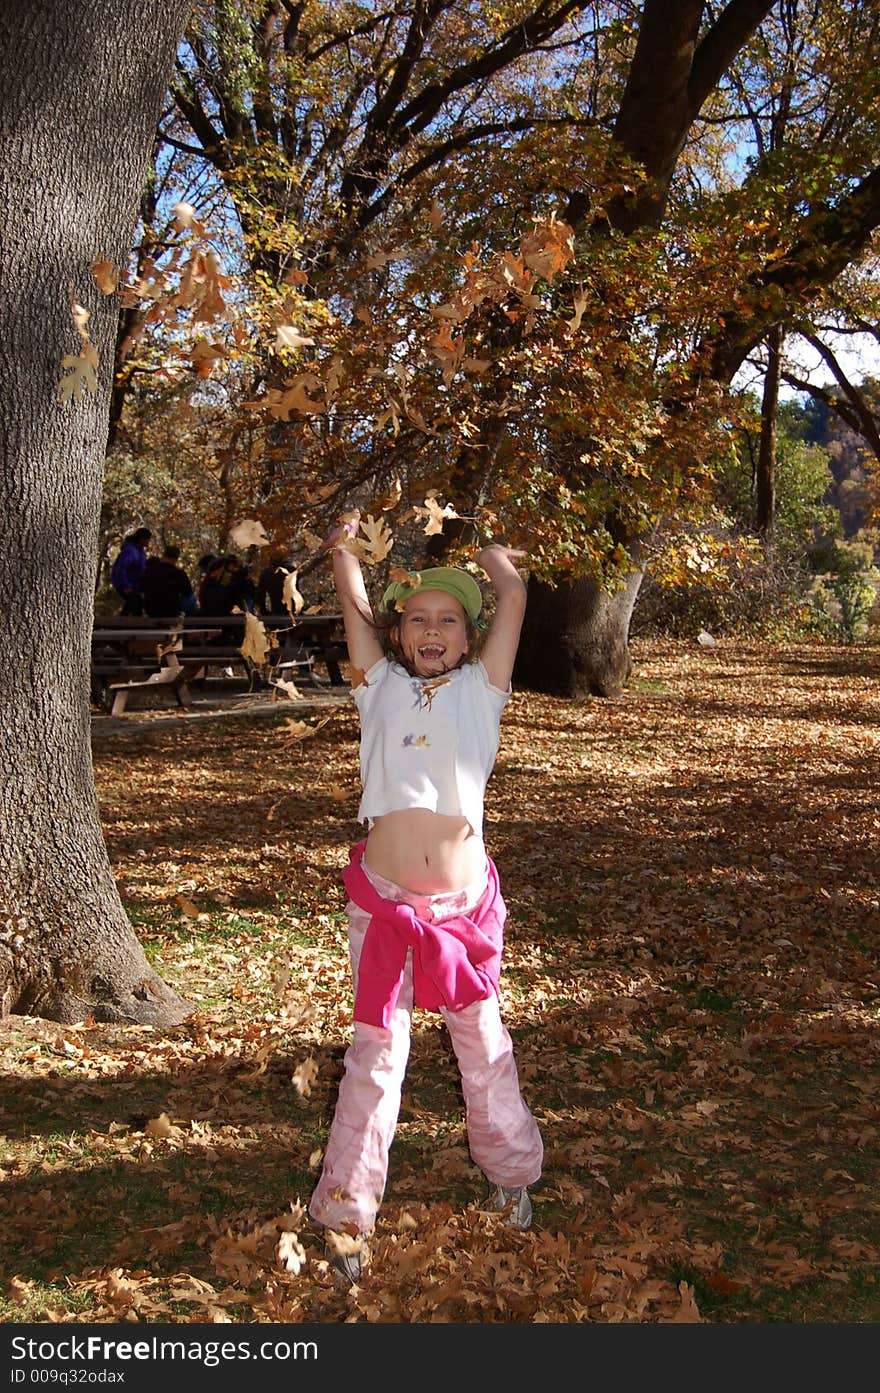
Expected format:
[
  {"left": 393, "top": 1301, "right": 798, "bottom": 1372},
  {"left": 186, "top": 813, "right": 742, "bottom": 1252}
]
[{"left": 381, "top": 566, "right": 482, "bottom": 621}]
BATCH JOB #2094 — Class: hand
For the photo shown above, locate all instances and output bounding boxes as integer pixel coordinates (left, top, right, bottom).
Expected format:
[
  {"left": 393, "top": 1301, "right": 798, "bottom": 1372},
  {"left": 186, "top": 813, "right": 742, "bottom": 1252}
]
[
  {"left": 477, "top": 544, "right": 528, "bottom": 567},
  {"left": 321, "top": 512, "right": 361, "bottom": 554}
]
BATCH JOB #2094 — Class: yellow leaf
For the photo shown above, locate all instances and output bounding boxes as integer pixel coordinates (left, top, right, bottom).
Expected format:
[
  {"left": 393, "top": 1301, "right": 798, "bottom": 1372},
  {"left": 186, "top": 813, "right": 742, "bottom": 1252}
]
[
  {"left": 356, "top": 513, "right": 393, "bottom": 564},
  {"left": 175, "top": 894, "right": 201, "bottom": 918},
  {"left": 240, "top": 612, "right": 271, "bottom": 665},
  {"left": 416, "top": 496, "right": 458, "bottom": 536},
  {"left": 57, "top": 344, "right": 98, "bottom": 403},
  {"left": 282, "top": 568, "right": 305, "bottom": 617}
]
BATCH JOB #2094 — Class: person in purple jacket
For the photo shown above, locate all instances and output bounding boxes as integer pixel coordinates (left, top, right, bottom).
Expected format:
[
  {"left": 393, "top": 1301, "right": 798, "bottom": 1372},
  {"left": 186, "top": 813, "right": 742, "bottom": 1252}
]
[
  {"left": 109, "top": 527, "right": 152, "bottom": 616},
  {"left": 309, "top": 521, "right": 543, "bottom": 1284}
]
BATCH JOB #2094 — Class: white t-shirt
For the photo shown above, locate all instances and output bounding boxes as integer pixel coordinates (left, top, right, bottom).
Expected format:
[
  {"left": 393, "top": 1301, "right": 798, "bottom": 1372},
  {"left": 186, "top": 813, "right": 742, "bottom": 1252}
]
[{"left": 354, "top": 657, "right": 510, "bottom": 838}]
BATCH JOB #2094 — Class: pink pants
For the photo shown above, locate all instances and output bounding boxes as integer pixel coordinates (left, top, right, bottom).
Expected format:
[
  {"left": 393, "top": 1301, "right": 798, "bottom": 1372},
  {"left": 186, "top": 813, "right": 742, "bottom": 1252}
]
[{"left": 308, "top": 863, "right": 543, "bottom": 1235}]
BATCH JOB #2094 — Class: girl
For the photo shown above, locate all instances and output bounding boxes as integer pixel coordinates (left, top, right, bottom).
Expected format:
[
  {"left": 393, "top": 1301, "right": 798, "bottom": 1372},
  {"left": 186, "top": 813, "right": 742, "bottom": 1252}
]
[{"left": 309, "top": 531, "right": 543, "bottom": 1283}]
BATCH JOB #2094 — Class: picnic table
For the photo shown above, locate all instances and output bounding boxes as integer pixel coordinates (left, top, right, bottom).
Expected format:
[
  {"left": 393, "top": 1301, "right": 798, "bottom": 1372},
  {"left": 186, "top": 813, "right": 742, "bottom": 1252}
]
[{"left": 91, "top": 612, "right": 348, "bottom": 714}]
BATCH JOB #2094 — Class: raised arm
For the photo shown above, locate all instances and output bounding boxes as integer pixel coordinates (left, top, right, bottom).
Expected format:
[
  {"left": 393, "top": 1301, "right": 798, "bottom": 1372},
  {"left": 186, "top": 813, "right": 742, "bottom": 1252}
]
[
  {"left": 327, "top": 523, "right": 385, "bottom": 674},
  {"left": 476, "top": 546, "right": 528, "bottom": 691}
]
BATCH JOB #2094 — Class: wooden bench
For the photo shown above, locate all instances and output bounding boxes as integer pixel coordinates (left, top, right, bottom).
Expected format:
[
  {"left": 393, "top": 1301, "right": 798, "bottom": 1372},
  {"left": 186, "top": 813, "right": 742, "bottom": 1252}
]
[{"left": 107, "top": 653, "right": 192, "bottom": 716}]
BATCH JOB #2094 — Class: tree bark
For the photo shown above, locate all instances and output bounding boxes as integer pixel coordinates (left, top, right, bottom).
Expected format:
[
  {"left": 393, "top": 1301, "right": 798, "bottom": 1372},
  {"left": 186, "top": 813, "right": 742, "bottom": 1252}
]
[
  {"left": 756, "top": 326, "right": 782, "bottom": 535},
  {"left": 514, "top": 568, "right": 643, "bottom": 699},
  {"left": 0, "top": 0, "right": 194, "bottom": 1024}
]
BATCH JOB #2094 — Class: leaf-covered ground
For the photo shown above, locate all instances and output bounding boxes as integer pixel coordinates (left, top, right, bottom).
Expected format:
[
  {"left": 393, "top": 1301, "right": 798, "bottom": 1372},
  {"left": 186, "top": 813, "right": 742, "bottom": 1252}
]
[{"left": 2, "top": 639, "right": 879, "bottom": 1324}]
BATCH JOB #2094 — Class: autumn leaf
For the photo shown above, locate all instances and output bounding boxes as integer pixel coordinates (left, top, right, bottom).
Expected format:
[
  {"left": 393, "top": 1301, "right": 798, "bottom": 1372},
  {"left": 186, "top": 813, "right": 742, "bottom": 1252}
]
[
  {"left": 240, "top": 613, "right": 271, "bottom": 665},
  {"left": 274, "top": 324, "right": 315, "bottom": 351},
  {"left": 172, "top": 200, "right": 206, "bottom": 235},
  {"left": 292, "top": 1056, "right": 319, "bottom": 1097},
  {"left": 566, "top": 288, "right": 589, "bottom": 333},
  {"left": 276, "top": 1231, "right": 307, "bottom": 1275},
  {"left": 229, "top": 519, "right": 270, "bottom": 549},
  {"left": 282, "top": 569, "right": 305, "bottom": 617},
  {"left": 301, "top": 529, "right": 324, "bottom": 553},
  {"left": 373, "top": 478, "right": 403, "bottom": 511},
  {"left": 175, "top": 894, "right": 202, "bottom": 918},
  {"left": 356, "top": 513, "right": 393, "bottom": 563},
  {"left": 271, "top": 678, "right": 303, "bottom": 701},
  {"left": 349, "top": 664, "right": 367, "bottom": 689},
  {"left": 415, "top": 495, "right": 458, "bottom": 536},
  {"left": 145, "top": 1113, "right": 180, "bottom": 1140},
  {"left": 191, "top": 338, "right": 226, "bottom": 378},
  {"left": 263, "top": 374, "right": 324, "bottom": 419},
  {"left": 58, "top": 290, "right": 99, "bottom": 403},
  {"left": 90, "top": 258, "right": 119, "bottom": 295},
  {"left": 58, "top": 345, "right": 98, "bottom": 403},
  {"left": 280, "top": 716, "right": 332, "bottom": 741}
]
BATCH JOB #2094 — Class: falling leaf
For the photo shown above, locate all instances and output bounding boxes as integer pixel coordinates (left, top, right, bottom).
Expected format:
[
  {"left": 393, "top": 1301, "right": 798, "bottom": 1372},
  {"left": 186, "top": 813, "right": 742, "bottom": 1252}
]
[
  {"left": 191, "top": 338, "right": 226, "bottom": 378},
  {"left": 416, "top": 496, "right": 458, "bottom": 536},
  {"left": 292, "top": 1056, "right": 319, "bottom": 1097},
  {"left": 566, "top": 288, "right": 589, "bottom": 333},
  {"left": 356, "top": 514, "right": 393, "bottom": 564},
  {"left": 301, "top": 529, "right": 324, "bottom": 553},
  {"left": 145, "top": 1113, "right": 178, "bottom": 1139},
  {"left": 274, "top": 325, "right": 315, "bottom": 351},
  {"left": 373, "top": 478, "right": 403, "bottom": 511},
  {"left": 173, "top": 201, "right": 205, "bottom": 234},
  {"left": 229, "top": 519, "right": 271, "bottom": 549},
  {"left": 90, "top": 259, "right": 119, "bottom": 295},
  {"left": 282, "top": 569, "right": 305, "bottom": 617},
  {"left": 276, "top": 1231, "right": 307, "bottom": 1275},
  {"left": 329, "top": 784, "right": 350, "bottom": 801},
  {"left": 271, "top": 678, "right": 303, "bottom": 701},
  {"left": 58, "top": 344, "right": 98, "bottom": 403},
  {"left": 241, "top": 612, "right": 271, "bottom": 665},
  {"left": 389, "top": 567, "right": 421, "bottom": 587},
  {"left": 175, "top": 894, "right": 201, "bottom": 918}
]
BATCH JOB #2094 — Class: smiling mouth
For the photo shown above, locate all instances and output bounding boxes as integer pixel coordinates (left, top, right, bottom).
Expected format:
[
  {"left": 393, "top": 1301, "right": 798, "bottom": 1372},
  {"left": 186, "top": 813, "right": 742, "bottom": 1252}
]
[{"left": 418, "top": 644, "right": 445, "bottom": 660}]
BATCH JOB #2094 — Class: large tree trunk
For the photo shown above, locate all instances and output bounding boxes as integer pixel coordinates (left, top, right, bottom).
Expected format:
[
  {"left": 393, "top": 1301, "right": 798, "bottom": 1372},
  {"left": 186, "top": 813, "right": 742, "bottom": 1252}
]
[
  {"left": 0, "top": 0, "right": 193, "bottom": 1024},
  {"left": 514, "top": 569, "right": 644, "bottom": 699}
]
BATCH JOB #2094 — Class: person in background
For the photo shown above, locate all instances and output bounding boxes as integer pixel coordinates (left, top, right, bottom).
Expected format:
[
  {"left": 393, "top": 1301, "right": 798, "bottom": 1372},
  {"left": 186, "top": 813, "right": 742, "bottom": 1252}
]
[
  {"left": 142, "top": 544, "right": 197, "bottom": 618},
  {"left": 109, "top": 528, "right": 151, "bottom": 616},
  {"left": 256, "top": 550, "right": 290, "bottom": 615},
  {"left": 199, "top": 555, "right": 256, "bottom": 616}
]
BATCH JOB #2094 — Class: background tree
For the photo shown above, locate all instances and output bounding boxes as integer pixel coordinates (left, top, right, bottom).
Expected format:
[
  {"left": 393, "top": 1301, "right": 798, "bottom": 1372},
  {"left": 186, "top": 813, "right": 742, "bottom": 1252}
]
[
  {"left": 0, "top": 0, "right": 195, "bottom": 1023},
  {"left": 147, "top": 1, "right": 880, "bottom": 698}
]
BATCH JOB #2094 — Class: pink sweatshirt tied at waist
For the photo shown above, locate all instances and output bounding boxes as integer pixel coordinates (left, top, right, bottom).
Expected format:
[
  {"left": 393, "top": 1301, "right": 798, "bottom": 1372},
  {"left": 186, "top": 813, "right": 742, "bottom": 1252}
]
[{"left": 343, "top": 841, "right": 506, "bottom": 1028}]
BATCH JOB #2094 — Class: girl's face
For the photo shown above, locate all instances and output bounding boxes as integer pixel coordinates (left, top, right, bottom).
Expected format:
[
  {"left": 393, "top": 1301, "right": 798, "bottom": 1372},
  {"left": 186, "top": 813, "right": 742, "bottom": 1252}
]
[{"left": 396, "top": 590, "right": 470, "bottom": 677}]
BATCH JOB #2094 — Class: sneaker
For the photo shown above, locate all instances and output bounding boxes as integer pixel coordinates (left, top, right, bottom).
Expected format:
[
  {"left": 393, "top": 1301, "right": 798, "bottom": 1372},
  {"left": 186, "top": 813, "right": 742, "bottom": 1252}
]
[
  {"left": 325, "top": 1231, "right": 368, "bottom": 1284},
  {"left": 494, "top": 1185, "right": 533, "bottom": 1230}
]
